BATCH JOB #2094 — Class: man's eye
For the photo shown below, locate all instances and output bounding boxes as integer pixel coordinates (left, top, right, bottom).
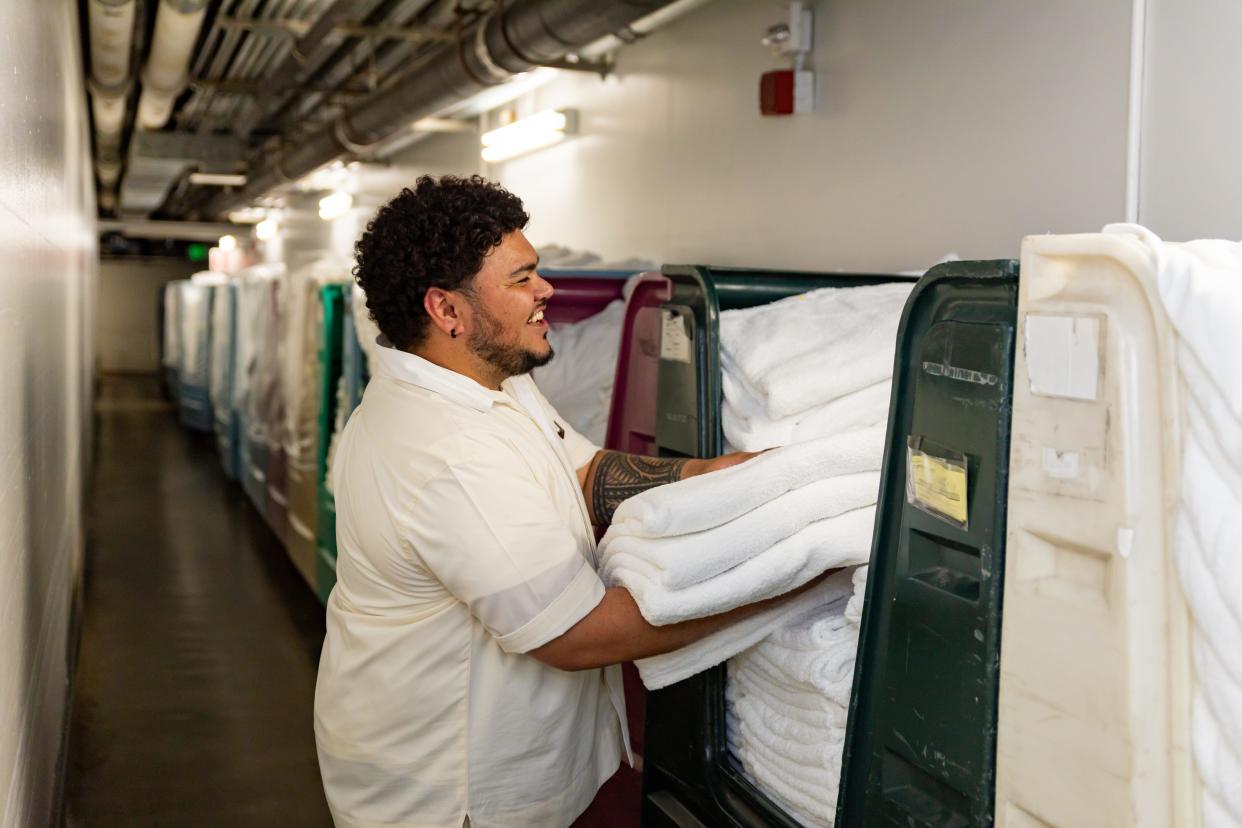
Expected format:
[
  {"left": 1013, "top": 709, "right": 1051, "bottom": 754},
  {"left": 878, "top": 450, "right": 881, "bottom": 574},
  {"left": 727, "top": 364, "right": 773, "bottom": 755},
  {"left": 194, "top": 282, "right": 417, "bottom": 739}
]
[{"left": 515, "top": 277, "right": 530, "bottom": 285}]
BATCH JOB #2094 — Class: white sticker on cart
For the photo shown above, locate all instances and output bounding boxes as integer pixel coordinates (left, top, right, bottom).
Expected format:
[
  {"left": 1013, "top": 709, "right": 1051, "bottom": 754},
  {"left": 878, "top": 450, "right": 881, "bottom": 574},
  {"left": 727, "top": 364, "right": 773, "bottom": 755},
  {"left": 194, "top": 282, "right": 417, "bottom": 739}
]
[
  {"left": 660, "top": 309, "right": 693, "bottom": 364},
  {"left": 1024, "top": 314, "right": 1102, "bottom": 401}
]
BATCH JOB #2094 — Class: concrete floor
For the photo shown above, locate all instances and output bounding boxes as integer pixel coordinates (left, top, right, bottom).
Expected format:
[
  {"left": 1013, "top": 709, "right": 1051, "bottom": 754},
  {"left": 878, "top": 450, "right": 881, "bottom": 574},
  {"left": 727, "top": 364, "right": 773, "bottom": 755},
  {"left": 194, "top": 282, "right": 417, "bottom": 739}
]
[{"left": 65, "top": 375, "right": 332, "bottom": 826}]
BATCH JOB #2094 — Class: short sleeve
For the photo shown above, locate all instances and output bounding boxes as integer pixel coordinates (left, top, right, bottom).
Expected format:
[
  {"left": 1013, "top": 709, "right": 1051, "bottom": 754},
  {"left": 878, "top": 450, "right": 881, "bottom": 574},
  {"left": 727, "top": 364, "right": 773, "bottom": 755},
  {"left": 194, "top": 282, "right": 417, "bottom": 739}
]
[{"left": 405, "top": 438, "right": 604, "bottom": 654}]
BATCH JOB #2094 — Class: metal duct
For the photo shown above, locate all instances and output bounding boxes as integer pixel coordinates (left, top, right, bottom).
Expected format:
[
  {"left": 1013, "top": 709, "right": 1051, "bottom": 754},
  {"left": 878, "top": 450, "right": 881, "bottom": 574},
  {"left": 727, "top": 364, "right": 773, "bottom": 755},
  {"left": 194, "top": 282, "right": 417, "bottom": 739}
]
[
  {"left": 121, "top": 132, "right": 243, "bottom": 216},
  {"left": 136, "top": 0, "right": 210, "bottom": 130},
  {"left": 88, "top": 0, "right": 137, "bottom": 188},
  {"left": 205, "top": 0, "right": 675, "bottom": 217}
]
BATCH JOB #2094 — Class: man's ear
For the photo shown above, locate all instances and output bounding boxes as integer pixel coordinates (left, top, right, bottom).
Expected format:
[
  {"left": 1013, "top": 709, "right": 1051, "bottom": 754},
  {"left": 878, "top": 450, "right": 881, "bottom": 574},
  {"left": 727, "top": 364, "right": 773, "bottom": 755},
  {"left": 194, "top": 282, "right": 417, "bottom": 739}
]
[{"left": 424, "top": 287, "right": 462, "bottom": 338}]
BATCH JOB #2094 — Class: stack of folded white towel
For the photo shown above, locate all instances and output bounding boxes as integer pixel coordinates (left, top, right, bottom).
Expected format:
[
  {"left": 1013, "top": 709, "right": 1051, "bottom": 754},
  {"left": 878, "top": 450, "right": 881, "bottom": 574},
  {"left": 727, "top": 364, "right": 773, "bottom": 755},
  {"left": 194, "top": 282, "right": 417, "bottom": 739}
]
[
  {"left": 726, "top": 564, "right": 868, "bottom": 828},
  {"left": 719, "top": 282, "right": 913, "bottom": 452},
  {"left": 599, "top": 425, "right": 885, "bottom": 689},
  {"left": 1105, "top": 224, "right": 1242, "bottom": 824}
]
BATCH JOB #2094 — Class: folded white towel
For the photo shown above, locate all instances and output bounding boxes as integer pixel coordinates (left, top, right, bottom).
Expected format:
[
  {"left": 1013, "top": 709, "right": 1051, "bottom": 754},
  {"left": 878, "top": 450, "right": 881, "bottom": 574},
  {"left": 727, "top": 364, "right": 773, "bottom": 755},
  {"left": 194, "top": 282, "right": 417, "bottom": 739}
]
[
  {"left": 609, "top": 425, "right": 886, "bottom": 539},
  {"left": 634, "top": 569, "right": 854, "bottom": 690},
  {"left": 1194, "top": 695, "right": 1242, "bottom": 824},
  {"left": 600, "top": 471, "right": 879, "bottom": 592},
  {"left": 723, "top": 377, "right": 893, "bottom": 453},
  {"left": 719, "top": 281, "right": 913, "bottom": 422},
  {"left": 610, "top": 505, "right": 874, "bottom": 625},
  {"left": 729, "top": 723, "right": 842, "bottom": 822},
  {"left": 844, "top": 564, "right": 869, "bottom": 626},
  {"left": 728, "top": 681, "right": 846, "bottom": 747},
  {"left": 730, "top": 660, "right": 849, "bottom": 729}
]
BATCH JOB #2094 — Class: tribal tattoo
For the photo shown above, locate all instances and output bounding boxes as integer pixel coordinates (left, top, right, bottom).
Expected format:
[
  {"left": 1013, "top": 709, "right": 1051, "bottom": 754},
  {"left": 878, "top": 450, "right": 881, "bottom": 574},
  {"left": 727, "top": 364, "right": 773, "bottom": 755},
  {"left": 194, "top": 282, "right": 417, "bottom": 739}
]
[{"left": 587, "top": 451, "right": 690, "bottom": 527}]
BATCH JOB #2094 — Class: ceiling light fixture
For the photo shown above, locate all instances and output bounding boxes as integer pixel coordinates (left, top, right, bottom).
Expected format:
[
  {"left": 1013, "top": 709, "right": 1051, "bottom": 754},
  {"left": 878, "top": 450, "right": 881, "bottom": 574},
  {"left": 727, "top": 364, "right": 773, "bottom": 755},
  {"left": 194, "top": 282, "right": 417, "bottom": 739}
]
[
  {"left": 190, "top": 172, "right": 248, "bottom": 187},
  {"left": 318, "top": 191, "right": 353, "bottom": 221},
  {"left": 480, "top": 108, "right": 577, "bottom": 163}
]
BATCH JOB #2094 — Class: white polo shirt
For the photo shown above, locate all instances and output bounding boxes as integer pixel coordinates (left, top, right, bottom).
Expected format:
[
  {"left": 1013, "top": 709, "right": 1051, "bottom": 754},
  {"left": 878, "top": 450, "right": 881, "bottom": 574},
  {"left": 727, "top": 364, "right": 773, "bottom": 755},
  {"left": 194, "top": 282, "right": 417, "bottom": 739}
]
[{"left": 314, "top": 342, "right": 628, "bottom": 828}]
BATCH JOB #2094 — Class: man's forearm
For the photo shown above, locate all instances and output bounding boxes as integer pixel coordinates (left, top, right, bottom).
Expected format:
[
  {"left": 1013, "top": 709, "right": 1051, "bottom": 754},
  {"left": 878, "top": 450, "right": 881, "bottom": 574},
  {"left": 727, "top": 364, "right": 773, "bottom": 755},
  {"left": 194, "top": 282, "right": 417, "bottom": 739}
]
[
  {"left": 529, "top": 575, "right": 835, "bottom": 672},
  {"left": 579, "top": 450, "right": 759, "bottom": 527},
  {"left": 581, "top": 451, "right": 690, "bottom": 526}
]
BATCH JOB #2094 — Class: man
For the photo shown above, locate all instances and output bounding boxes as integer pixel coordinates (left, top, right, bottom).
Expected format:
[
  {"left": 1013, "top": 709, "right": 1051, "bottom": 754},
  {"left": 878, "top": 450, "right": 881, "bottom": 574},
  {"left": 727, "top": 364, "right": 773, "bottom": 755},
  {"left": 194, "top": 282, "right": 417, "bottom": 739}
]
[{"left": 315, "top": 176, "right": 810, "bottom": 828}]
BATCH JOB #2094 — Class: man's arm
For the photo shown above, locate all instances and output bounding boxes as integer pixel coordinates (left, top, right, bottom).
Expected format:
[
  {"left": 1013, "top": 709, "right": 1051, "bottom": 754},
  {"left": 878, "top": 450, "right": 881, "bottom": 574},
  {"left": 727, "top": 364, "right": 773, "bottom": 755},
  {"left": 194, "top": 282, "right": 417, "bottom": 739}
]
[
  {"left": 577, "top": 450, "right": 758, "bottom": 527},
  {"left": 528, "top": 573, "right": 833, "bottom": 672}
]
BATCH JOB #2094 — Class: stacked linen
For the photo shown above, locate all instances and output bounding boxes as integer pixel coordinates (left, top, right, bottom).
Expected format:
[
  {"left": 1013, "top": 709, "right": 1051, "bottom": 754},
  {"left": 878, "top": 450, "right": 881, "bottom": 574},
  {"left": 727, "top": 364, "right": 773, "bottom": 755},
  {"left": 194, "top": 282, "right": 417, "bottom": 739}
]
[
  {"left": 531, "top": 299, "right": 626, "bottom": 446},
  {"left": 1104, "top": 224, "right": 1242, "bottom": 824},
  {"left": 719, "top": 281, "right": 914, "bottom": 451},
  {"left": 598, "top": 425, "right": 885, "bottom": 688},
  {"left": 726, "top": 568, "right": 867, "bottom": 828}
]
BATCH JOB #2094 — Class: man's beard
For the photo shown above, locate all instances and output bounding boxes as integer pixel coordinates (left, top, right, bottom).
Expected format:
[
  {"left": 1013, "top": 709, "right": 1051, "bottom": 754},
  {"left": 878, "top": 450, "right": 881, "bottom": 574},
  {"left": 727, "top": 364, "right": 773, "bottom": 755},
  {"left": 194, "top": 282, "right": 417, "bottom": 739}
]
[{"left": 466, "top": 301, "right": 554, "bottom": 378}]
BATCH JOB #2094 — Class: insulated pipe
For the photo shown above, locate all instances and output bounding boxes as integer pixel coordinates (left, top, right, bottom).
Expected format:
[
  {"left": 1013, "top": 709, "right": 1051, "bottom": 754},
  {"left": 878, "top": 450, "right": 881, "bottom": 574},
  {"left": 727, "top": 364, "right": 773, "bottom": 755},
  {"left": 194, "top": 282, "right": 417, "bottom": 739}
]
[
  {"left": 205, "top": 0, "right": 675, "bottom": 217},
  {"left": 137, "top": 0, "right": 210, "bottom": 130},
  {"left": 88, "top": 0, "right": 137, "bottom": 187}
]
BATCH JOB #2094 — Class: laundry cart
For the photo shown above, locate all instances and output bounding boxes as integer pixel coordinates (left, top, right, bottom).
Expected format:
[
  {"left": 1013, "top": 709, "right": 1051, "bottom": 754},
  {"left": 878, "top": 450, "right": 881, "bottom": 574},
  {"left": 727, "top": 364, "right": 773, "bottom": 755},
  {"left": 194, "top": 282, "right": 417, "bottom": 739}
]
[
  {"left": 316, "top": 283, "right": 370, "bottom": 604},
  {"left": 235, "top": 263, "right": 285, "bottom": 519},
  {"left": 208, "top": 279, "right": 240, "bottom": 479},
  {"left": 176, "top": 275, "right": 218, "bottom": 432},
  {"left": 635, "top": 265, "right": 921, "bottom": 828},
  {"left": 161, "top": 280, "right": 184, "bottom": 402},
  {"left": 837, "top": 260, "right": 1018, "bottom": 827}
]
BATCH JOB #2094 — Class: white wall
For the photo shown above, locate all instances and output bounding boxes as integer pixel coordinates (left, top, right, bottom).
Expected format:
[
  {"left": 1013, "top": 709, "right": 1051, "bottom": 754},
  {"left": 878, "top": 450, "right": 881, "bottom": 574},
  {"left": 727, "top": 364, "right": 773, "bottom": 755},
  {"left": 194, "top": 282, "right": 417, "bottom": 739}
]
[
  {"left": 96, "top": 258, "right": 199, "bottom": 374},
  {"left": 486, "top": 0, "right": 1135, "bottom": 271},
  {"left": 0, "top": 3, "right": 94, "bottom": 826},
  {"left": 1139, "top": 0, "right": 1242, "bottom": 240}
]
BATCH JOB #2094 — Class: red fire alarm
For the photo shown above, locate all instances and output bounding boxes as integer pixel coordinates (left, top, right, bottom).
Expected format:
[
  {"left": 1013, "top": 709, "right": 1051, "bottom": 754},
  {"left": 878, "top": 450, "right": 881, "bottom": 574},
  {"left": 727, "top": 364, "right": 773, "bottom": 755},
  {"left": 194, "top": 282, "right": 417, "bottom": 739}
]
[{"left": 760, "top": 69, "right": 813, "bottom": 116}]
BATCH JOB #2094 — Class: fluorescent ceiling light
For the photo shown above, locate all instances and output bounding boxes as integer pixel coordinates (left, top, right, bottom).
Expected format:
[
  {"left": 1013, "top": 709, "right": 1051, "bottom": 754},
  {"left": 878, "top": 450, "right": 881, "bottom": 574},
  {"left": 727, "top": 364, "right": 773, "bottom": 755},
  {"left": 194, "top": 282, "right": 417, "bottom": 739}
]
[
  {"left": 218, "top": 234, "right": 238, "bottom": 252},
  {"left": 318, "top": 191, "right": 353, "bottom": 221},
  {"left": 190, "top": 172, "right": 248, "bottom": 186},
  {"left": 255, "top": 218, "right": 278, "bottom": 241},
  {"left": 227, "top": 207, "right": 265, "bottom": 224},
  {"left": 481, "top": 109, "right": 576, "bottom": 163}
]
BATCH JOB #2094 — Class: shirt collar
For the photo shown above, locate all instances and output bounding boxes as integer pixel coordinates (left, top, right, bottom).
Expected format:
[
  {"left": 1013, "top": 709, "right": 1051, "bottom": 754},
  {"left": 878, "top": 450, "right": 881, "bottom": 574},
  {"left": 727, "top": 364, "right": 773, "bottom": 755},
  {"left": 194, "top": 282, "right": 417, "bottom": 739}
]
[{"left": 374, "top": 336, "right": 508, "bottom": 413}]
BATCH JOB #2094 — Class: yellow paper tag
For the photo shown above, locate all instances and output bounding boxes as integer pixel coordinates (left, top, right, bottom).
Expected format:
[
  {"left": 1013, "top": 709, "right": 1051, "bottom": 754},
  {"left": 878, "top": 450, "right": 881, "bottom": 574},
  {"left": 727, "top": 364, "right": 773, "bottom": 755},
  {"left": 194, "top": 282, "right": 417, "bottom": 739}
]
[{"left": 908, "top": 448, "right": 968, "bottom": 526}]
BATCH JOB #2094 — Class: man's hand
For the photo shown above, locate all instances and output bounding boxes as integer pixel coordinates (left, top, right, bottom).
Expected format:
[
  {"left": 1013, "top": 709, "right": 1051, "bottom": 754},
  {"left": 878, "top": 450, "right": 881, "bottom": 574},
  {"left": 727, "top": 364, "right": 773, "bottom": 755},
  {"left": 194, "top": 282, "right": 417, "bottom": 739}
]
[{"left": 678, "top": 450, "right": 762, "bottom": 481}]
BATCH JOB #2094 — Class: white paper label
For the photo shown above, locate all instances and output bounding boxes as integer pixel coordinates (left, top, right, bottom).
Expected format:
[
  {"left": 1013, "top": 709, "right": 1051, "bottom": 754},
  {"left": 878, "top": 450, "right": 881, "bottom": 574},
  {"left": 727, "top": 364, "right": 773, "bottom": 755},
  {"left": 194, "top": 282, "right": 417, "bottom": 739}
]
[
  {"left": 1024, "top": 314, "right": 1101, "bottom": 401},
  {"left": 660, "top": 309, "right": 692, "bottom": 364}
]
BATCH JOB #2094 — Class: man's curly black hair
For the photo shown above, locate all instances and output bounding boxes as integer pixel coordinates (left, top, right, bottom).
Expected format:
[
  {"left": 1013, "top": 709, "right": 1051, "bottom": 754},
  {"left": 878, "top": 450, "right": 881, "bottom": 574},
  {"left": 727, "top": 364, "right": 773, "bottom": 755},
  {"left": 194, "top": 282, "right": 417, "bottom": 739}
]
[{"left": 353, "top": 175, "right": 529, "bottom": 349}]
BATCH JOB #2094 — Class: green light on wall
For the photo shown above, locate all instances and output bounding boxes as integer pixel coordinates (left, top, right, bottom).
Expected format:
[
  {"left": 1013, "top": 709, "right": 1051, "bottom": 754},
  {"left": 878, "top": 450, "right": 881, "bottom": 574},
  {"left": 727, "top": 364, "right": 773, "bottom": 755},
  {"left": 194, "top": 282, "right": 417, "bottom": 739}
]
[{"left": 187, "top": 243, "right": 208, "bottom": 263}]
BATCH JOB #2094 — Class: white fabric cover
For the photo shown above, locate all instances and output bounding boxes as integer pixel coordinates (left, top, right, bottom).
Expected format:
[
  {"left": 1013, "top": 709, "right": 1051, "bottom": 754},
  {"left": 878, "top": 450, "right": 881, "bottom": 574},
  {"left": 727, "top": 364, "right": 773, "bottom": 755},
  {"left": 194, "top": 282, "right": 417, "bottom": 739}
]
[
  {"left": 531, "top": 299, "right": 625, "bottom": 446},
  {"left": 1103, "top": 223, "right": 1242, "bottom": 825}
]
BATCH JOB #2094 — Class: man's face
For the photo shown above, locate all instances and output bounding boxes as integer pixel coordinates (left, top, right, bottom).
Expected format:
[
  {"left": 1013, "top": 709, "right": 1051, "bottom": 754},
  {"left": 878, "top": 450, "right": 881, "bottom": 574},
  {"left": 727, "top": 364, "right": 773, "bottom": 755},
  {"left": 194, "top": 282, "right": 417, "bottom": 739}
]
[{"left": 461, "top": 230, "right": 555, "bottom": 378}]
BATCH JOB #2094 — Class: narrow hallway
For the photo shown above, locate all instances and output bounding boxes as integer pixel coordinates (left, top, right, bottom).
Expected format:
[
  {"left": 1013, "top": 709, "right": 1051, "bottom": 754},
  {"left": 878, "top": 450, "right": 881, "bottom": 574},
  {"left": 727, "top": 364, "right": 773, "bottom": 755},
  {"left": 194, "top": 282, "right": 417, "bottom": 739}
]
[{"left": 66, "top": 375, "right": 332, "bottom": 826}]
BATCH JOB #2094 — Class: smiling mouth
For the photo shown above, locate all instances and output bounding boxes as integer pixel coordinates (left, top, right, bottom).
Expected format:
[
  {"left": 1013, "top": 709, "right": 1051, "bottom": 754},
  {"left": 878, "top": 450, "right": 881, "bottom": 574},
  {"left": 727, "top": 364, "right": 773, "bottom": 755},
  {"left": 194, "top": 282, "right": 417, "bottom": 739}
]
[{"left": 527, "top": 308, "right": 546, "bottom": 325}]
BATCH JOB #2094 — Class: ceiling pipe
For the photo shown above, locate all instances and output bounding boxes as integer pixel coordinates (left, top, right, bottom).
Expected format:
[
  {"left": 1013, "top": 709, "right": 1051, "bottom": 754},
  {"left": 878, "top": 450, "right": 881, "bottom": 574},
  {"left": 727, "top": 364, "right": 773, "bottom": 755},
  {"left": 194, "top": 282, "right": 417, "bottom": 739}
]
[
  {"left": 87, "top": 0, "right": 138, "bottom": 188},
  {"left": 136, "top": 0, "right": 210, "bottom": 130},
  {"left": 204, "top": 0, "right": 677, "bottom": 218}
]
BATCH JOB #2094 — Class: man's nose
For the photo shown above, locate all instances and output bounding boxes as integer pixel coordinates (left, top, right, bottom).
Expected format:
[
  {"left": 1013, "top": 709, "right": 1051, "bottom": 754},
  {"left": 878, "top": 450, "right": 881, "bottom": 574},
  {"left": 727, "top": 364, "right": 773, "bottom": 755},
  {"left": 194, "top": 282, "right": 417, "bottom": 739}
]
[{"left": 533, "top": 273, "right": 554, "bottom": 303}]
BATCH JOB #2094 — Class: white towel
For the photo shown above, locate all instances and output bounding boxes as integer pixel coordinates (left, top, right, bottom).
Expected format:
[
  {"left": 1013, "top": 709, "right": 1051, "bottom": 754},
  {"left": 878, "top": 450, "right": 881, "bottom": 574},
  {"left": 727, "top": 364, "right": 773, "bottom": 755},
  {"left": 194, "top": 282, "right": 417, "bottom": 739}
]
[
  {"left": 723, "top": 377, "right": 893, "bottom": 453},
  {"left": 634, "top": 569, "right": 854, "bottom": 690},
  {"left": 731, "top": 659, "right": 849, "bottom": 729},
  {"left": 719, "top": 281, "right": 913, "bottom": 422},
  {"left": 609, "top": 425, "right": 886, "bottom": 539},
  {"left": 600, "top": 471, "right": 880, "bottom": 592},
  {"left": 1106, "top": 224, "right": 1242, "bottom": 824},
  {"left": 844, "top": 564, "right": 868, "bottom": 626},
  {"left": 610, "top": 506, "right": 874, "bottom": 626}
]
